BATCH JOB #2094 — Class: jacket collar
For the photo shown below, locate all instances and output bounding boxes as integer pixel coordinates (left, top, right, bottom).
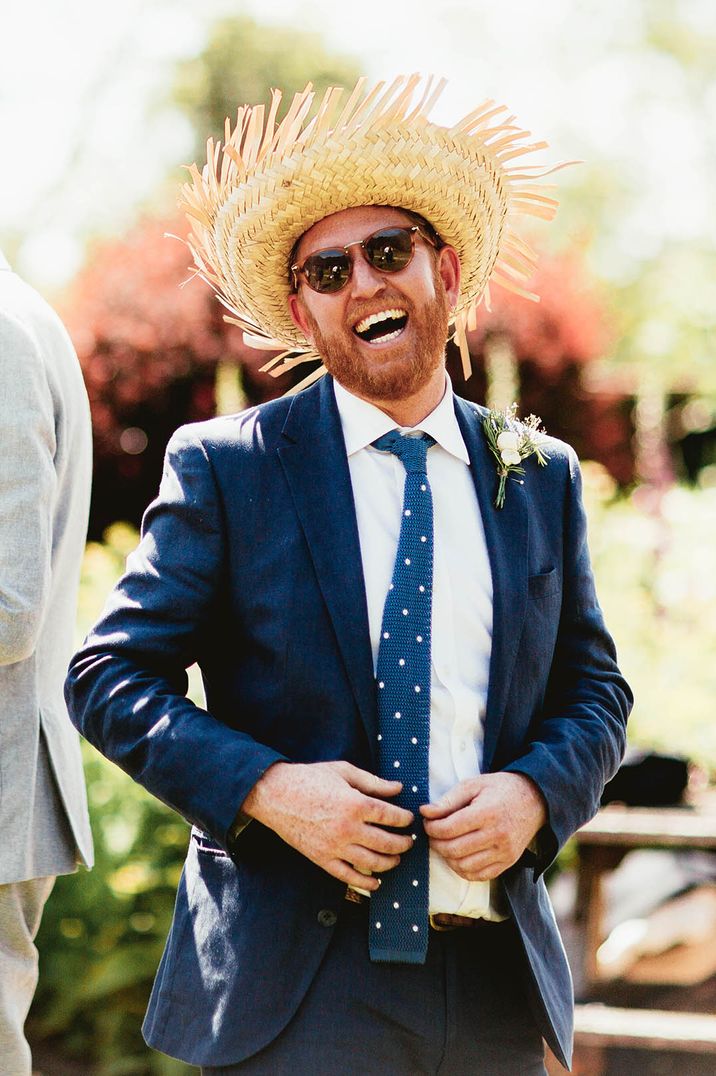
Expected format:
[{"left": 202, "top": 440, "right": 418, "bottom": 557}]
[{"left": 333, "top": 376, "right": 469, "bottom": 464}]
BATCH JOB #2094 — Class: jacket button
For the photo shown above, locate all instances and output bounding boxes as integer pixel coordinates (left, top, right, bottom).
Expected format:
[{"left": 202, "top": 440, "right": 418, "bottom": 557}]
[{"left": 317, "top": 908, "right": 337, "bottom": 928}]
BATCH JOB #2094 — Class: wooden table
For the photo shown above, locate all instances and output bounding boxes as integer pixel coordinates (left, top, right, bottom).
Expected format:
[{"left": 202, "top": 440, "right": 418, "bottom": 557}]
[{"left": 574, "top": 798, "right": 716, "bottom": 987}]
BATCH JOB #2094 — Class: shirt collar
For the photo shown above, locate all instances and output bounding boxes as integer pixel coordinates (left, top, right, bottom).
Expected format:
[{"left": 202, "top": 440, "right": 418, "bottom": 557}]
[{"left": 333, "top": 373, "right": 470, "bottom": 465}]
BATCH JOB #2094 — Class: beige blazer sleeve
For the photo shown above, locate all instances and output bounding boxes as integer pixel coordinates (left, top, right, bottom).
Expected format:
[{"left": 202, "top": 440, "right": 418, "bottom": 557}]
[
  {"left": 0, "top": 263, "right": 94, "bottom": 882},
  {"left": 0, "top": 310, "right": 57, "bottom": 664}
]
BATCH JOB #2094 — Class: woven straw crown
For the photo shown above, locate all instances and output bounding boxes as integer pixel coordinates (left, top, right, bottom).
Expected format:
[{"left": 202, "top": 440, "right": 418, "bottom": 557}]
[{"left": 181, "top": 74, "right": 567, "bottom": 390}]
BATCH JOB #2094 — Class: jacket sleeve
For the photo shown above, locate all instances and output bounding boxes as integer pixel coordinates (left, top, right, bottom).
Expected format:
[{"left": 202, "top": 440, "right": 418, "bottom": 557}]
[
  {"left": 65, "top": 426, "right": 286, "bottom": 847},
  {"left": 504, "top": 446, "right": 632, "bottom": 873},
  {"left": 0, "top": 312, "right": 56, "bottom": 665}
]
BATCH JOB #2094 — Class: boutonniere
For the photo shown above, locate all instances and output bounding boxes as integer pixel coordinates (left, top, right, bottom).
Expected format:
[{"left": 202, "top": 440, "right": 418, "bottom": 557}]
[{"left": 483, "top": 405, "right": 550, "bottom": 509}]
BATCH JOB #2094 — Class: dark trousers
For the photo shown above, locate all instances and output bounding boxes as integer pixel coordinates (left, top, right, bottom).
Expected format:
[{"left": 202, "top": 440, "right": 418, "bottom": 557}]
[{"left": 202, "top": 899, "right": 546, "bottom": 1075}]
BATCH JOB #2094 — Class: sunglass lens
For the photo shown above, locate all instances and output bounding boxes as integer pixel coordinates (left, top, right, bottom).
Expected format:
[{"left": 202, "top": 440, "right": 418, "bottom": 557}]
[
  {"left": 303, "top": 251, "right": 351, "bottom": 293},
  {"left": 364, "top": 228, "right": 414, "bottom": 273}
]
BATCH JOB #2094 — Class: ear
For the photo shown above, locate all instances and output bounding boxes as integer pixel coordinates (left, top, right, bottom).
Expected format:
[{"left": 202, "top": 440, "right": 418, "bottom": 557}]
[
  {"left": 287, "top": 291, "right": 315, "bottom": 343},
  {"left": 437, "top": 245, "right": 461, "bottom": 309}
]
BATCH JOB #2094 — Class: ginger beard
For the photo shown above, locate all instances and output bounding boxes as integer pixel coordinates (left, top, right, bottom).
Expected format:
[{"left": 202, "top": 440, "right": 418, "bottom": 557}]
[{"left": 298, "top": 265, "right": 452, "bottom": 402}]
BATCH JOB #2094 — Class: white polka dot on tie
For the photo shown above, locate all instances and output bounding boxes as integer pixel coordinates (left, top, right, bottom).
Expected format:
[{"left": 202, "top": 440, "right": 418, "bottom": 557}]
[
  {"left": 378, "top": 681, "right": 384, "bottom": 688},
  {"left": 419, "top": 586, "right": 425, "bottom": 593},
  {"left": 395, "top": 711, "right": 401, "bottom": 718},
  {"left": 421, "top": 484, "right": 426, "bottom": 491},
  {"left": 402, "top": 609, "right": 409, "bottom": 616},
  {"left": 399, "top": 658, "right": 405, "bottom": 666},
  {"left": 377, "top": 734, "right": 382, "bottom": 741},
  {"left": 415, "top": 685, "right": 421, "bottom": 693},
  {"left": 411, "top": 737, "right": 418, "bottom": 744},
  {"left": 383, "top": 632, "right": 390, "bottom": 639},
  {"left": 420, "top": 536, "right": 427, "bottom": 543},
  {"left": 389, "top": 583, "right": 394, "bottom": 590},
  {"left": 393, "top": 901, "right": 400, "bottom": 909},
  {"left": 404, "top": 509, "right": 411, "bottom": 516},
  {"left": 376, "top": 921, "right": 382, "bottom": 929},
  {"left": 412, "top": 785, "right": 418, "bottom": 792},
  {"left": 416, "top": 635, "right": 423, "bottom": 643},
  {"left": 404, "top": 558, "right": 411, "bottom": 565},
  {"left": 394, "top": 760, "right": 400, "bottom": 768},
  {"left": 412, "top": 833, "right": 417, "bottom": 841},
  {"left": 412, "top": 879, "right": 419, "bottom": 886},
  {"left": 412, "top": 924, "right": 419, "bottom": 932}
]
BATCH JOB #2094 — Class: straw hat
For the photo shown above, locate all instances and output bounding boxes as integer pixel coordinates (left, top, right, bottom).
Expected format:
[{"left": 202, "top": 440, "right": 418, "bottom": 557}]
[{"left": 180, "top": 74, "right": 567, "bottom": 390}]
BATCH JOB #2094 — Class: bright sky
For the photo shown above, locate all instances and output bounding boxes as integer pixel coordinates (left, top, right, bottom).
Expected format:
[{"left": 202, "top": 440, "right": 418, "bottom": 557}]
[{"left": 2, "top": 0, "right": 714, "bottom": 291}]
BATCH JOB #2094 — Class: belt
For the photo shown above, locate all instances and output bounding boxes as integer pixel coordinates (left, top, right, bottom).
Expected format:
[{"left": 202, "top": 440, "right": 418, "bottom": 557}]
[{"left": 345, "top": 886, "right": 490, "bottom": 931}]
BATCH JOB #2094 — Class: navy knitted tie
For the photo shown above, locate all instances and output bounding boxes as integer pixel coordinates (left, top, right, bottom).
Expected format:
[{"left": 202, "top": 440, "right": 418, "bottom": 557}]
[{"left": 369, "top": 430, "right": 435, "bottom": 964}]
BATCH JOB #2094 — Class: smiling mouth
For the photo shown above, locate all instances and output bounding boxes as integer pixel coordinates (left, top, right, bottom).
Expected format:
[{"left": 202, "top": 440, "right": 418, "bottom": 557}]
[{"left": 353, "top": 308, "right": 408, "bottom": 344}]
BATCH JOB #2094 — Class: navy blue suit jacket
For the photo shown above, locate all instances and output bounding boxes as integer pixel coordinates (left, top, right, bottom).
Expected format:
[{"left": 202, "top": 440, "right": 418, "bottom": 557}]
[{"left": 66, "top": 375, "right": 631, "bottom": 1068}]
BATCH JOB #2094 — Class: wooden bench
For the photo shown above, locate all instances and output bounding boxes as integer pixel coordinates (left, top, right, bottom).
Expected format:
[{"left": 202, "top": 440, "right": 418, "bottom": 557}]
[
  {"left": 546, "top": 1005, "right": 716, "bottom": 1074},
  {"left": 574, "top": 1003, "right": 716, "bottom": 1052},
  {"left": 573, "top": 799, "right": 716, "bottom": 986}
]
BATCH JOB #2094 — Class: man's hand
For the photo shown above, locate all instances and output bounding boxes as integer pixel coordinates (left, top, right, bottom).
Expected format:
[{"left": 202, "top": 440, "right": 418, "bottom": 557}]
[
  {"left": 241, "top": 760, "right": 414, "bottom": 890},
  {"left": 420, "top": 772, "right": 547, "bottom": 881}
]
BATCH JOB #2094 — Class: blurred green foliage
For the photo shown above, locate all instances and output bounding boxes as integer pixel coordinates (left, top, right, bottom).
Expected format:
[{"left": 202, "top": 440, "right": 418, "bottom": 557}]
[
  {"left": 581, "top": 465, "right": 716, "bottom": 771},
  {"left": 30, "top": 751, "right": 193, "bottom": 1075},
  {"left": 173, "top": 14, "right": 360, "bottom": 159},
  {"left": 29, "top": 525, "right": 197, "bottom": 1075}
]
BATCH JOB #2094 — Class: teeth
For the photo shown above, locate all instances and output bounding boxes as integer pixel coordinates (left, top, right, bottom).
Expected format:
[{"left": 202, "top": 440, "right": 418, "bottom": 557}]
[{"left": 354, "top": 308, "right": 407, "bottom": 334}]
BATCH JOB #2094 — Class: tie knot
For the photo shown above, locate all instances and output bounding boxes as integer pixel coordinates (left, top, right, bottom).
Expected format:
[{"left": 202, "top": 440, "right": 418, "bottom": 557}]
[{"left": 372, "top": 431, "right": 435, "bottom": 474}]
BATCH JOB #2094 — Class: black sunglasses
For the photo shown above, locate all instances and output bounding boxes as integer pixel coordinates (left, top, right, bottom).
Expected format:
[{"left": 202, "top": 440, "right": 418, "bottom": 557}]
[{"left": 290, "top": 225, "right": 437, "bottom": 295}]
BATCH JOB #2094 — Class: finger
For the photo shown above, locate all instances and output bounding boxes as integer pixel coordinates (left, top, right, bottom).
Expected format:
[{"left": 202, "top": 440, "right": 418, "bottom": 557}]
[
  {"left": 324, "top": 857, "right": 384, "bottom": 891},
  {"left": 340, "top": 763, "right": 404, "bottom": 798},
  {"left": 422, "top": 802, "right": 482, "bottom": 839},
  {"left": 363, "top": 797, "right": 414, "bottom": 829},
  {"left": 420, "top": 779, "right": 481, "bottom": 819},
  {"left": 345, "top": 844, "right": 402, "bottom": 874},
  {"left": 359, "top": 823, "right": 415, "bottom": 855},
  {"left": 426, "top": 830, "right": 492, "bottom": 859},
  {"left": 443, "top": 851, "right": 506, "bottom": 882}
]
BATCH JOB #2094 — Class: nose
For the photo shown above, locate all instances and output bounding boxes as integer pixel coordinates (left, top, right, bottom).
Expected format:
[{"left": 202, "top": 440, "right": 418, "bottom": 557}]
[{"left": 348, "top": 252, "right": 386, "bottom": 299}]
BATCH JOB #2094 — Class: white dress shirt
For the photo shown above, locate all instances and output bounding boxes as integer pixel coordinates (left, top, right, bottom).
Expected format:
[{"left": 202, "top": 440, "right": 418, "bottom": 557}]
[{"left": 334, "top": 377, "right": 505, "bottom": 919}]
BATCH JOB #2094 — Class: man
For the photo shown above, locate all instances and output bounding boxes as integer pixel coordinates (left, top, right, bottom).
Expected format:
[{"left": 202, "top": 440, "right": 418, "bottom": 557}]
[
  {"left": 66, "top": 75, "right": 631, "bottom": 1073},
  {"left": 0, "top": 250, "right": 94, "bottom": 1074}
]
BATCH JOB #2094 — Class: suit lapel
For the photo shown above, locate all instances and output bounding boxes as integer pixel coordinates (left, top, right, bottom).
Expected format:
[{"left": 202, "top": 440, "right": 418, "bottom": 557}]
[
  {"left": 454, "top": 397, "right": 530, "bottom": 771},
  {"left": 278, "top": 376, "right": 378, "bottom": 756}
]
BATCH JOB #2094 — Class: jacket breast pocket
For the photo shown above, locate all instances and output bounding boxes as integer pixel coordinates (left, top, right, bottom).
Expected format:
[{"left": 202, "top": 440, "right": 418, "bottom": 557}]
[{"left": 528, "top": 568, "right": 559, "bottom": 599}]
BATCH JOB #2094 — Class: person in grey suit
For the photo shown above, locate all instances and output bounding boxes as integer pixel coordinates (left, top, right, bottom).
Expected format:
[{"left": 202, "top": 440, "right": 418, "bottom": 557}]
[{"left": 0, "top": 249, "right": 94, "bottom": 1074}]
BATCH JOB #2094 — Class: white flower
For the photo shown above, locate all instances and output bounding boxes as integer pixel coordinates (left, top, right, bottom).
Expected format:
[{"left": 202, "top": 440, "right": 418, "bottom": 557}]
[
  {"left": 483, "top": 405, "right": 549, "bottom": 508},
  {"left": 496, "top": 430, "right": 520, "bottom": 452}
]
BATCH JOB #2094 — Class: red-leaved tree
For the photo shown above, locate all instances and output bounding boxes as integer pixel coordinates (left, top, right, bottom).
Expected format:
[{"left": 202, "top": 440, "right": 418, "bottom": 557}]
[
  {"left": 63, "top": 216, "right": 300, "bottom": 536},
  {"left": 64, "top": 217, "right": 633, "bottom": 536},
  {"left": 450, "top": 254, "right": 634, "bottom": 485}
]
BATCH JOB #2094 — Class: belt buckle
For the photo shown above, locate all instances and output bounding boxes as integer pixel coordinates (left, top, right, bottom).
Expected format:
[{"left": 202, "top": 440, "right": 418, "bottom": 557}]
[{"left": 429, "top": 913, "right": 457, "bottom": 932}]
